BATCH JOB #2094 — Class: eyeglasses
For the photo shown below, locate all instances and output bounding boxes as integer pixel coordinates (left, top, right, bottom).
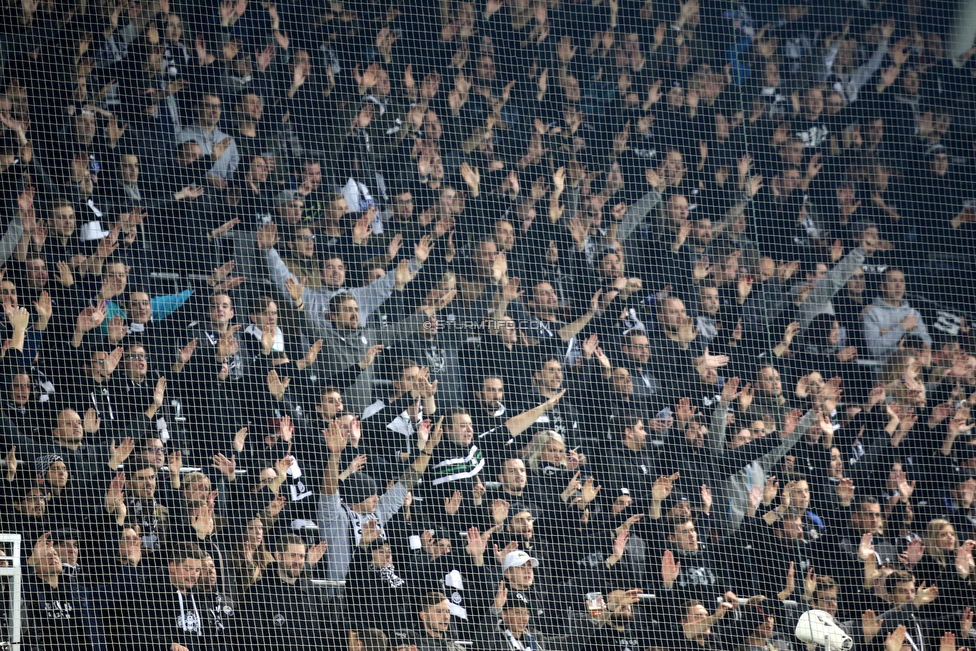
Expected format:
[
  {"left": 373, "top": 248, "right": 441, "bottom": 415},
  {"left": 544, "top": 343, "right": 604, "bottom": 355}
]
[
  {"left": 126, "top": 354, "right": 147, "bottom": 361},
  {"left": 297, "top": 234, "right": 315, "bottom": 241}
]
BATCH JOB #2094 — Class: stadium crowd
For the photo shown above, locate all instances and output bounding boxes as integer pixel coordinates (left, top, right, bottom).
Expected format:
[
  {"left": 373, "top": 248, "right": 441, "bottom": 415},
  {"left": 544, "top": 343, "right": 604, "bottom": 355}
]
[{"left": 0, "top": 0, "right": 975, "bottom": 649}]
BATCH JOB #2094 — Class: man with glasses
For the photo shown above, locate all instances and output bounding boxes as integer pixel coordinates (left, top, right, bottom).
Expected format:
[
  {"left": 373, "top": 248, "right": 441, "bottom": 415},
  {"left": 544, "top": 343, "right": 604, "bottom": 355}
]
[{"left": 111, "top": 343, "right": 173, "bottom": 442}]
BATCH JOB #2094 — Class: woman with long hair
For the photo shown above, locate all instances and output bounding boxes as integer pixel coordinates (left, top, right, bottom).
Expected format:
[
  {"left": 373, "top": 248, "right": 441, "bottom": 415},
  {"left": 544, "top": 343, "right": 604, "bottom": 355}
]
[{"left": 915, "top": 518, "right": 976, "bottom": 612}]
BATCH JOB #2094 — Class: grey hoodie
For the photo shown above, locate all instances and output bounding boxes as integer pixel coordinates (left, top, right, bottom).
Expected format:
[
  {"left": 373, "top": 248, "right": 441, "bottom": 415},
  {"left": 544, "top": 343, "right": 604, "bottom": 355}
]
[
  {"left": 863, "top": 296, "right": 932, "bottom": 361},
  {"left": 266, "top": 247, "right": 420, "bottom": 330},
  {"left": 709, "top": 406, "right": 817, "bottom": 533},
  {"left": 797, "top": 247, "right": 866, "bottom": 328}
]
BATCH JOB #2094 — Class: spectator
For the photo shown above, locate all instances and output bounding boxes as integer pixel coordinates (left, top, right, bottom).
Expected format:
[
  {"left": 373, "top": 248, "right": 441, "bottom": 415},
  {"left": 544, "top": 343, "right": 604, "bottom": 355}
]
[{"left": 863, "top": 268, "right": 933, "bottom": 361}]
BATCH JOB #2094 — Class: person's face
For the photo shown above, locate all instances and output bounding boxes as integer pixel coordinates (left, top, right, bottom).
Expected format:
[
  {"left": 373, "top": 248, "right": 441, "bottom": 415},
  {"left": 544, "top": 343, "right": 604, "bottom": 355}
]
[
  {"left": 501, "top": 606, "right": 530, "bottom": 634},
  {"left": 495, "top": 220, "right": 515, "bottom": 252},
  {"left": 684, "top": 603, "right": 709, "bottom": 632},
  {"left": 186, "top": 477, "right": 212, "bottom": 507},
  {"left": 103, "top": 263, "right": 129, "bottom": 297},
  {"left": 625, "top": 421, "right": 647, "bottom": 447},
  {"left": 756, "top": 366, "right": 783, "bottom": 397},
  {"left": 199, "top": 95, "right": 222, "bottom": 128},
  {"left": 75, "top": 112, "right": 96, "bottom": 144},
  {"left": 563, "top": 74, "right": 581, "bottom": 102},
  {"left": 211, "top": 295, "right": 234, "bottom": 326},
  {"left": 278, "top": 543, "right": 306, "bottom": 579},
  {"left": 35, "top": 538, "right": 62, "bottom": 576},
  {"left": 612, "top": 368, "right": 634, "bottom": 395},
  {"left": 249, "top": 156, "right": 269, "bottom": 183},
  {"left": 498, "top": 318, "right": 518, "bottom": 345},
  {"left": 169, "top": 557, "right": 202, "bottom": 592},
  {"left": 130, "top": 467, "right": 157, "bottom": 499},
  {"left": 11, "top": 373, "right": 30, "bottom": 405},
  {"left": 322, "top": 258, "right": 347, "bottom": 288},
  {"left": 887, "top": 463, "right": 907, "bottom": 489},
  {"left": 480, "top": 378, "right": 504, "bottom": 409},
  {"left": 847, "top": 269, "right": 866, "bottom": 295},
  {"left": 531, "top": 283, "right": 559, "bottom": 316},
  {"left": 893, "top": 580, "right": 916, "bottom": 605},
  {"left": 476, "top": 55, "right": 496, "bottom": 81},
  {"left": 118, "top": 293, "right": 150, "bottom": 328},
  {"left": 421, "top": 600, "right": 452, "bottom": 634},
  {"left": 692, "top": 219, "right": 713, "bottom": 245},
  {"left": 165, "top": 13, "right": 183, "bottom": 41},
  {"left": 813, "top": 588, "right": 839, "bottom": 617},
  {"left": 600, "top": 253, "right": 624, "bottom": 279},
  {"left": 791, "top": 481, "right": 811, "bottom": 510},
  {"left": 660, "top": 298, "right": 687, "bottom": 329},
  {"left": 423, "top": 111, "right": 442, "bottom": 140},
  {"left": 666, "top": 195, "right": 690, "bottom": 224},
  {"left": 52, "top": 540, "right": 78, "bottom": 571},
  {"left": 508, "top": 510, "right": 535, "bottom": 542},
  {"left": 121, "top": 155, "right": 140, "bottom": 184},
  {"left": 24, "top": 258, "right": 48, "bottom": 289},
  {"left": 319, "top": 391, "right": 344, "bottom": 419},
  {"left": 278, "top": 199, "right": 304, "bottom": 224},
  {"left": 501, "top": 459, "right": 528, "bottom": 492},
  {"left": 937, "top": 524, "right": 958, "bottom": 552},
  {"left": 505, "top": 563, "right": 535, "bottom": 590},
  {"left": 393, "top": 192, "right": 414, "bottom": 221},
  {"left": 55, "top": 409, "right": 84, "bottom": 445},
  {"left": 41, "top": 457, "right": 68, "bottom": 490},
  {"left": 286, "top": 227, "right": 315, "bottom": 258},
  {"left": 765, "top": 61, "right": 781, "bottom": 88},
  {"left": 200, "top": 556, "right": 217, "bottom": 586},
  {"left": 700, "top": 287, "right": 719, "bottom": 315},
  {"left": 854, "top": 502, "right": 883, "bottom": 535},
  {"left": 369, "top": 542, "right": 394, "bottom": 568},
  {"left": 450, "top": 413, "right": 474, "bottom": 446},
  {"left": 245, "top": 519, "right": 264, "bottom": 548},
  {"left": 685, "top": 422, "right": 705, "bottom": 448},
  {"left": 671, "top": 520, "right": 699, "bottom": 551},
  {"left": 90, "top": 352, "right": 112, "bottom": 382},
  {"left": 883, "top": 270, "right": 907, "bottom": 303},
  {"left": 953, "top": 478, "right": 976, "bottom": 507},
  {"left": 242, "top": 93, "right": 263, "bottom": 120},
  {"left": 251, "top": 301, "right": 278, "bottom": 330},
  {"left": 535, "top": 360, "right": 563, "bottom": 390},
  {"left": 930, "top": 152, "right": 949, "bottom": 176},
  {"left": 53, "top": 205, "right": 76, "bottom": 236},
  {"left": 827, "top": 321, "right": 840, "bottom": 346},
  {"left": 331, "top": 297, "right": 360, "bottom": 330},
  {"left": 623, "top": 335, "right": 650, "bottom": 365},
  {"left": 829, "top": 447, "right": 844, "bottom": 478},
  {"left": 662, "top": 151, "right": 684, "bottom": 181},
  {"left": 805, "top": 89, "right": 824, "bottom": 117},
  {"left": 730, "top": 428, "right": 752, "bottom": 449},
  {"left": 303, "top": 162, "right": 322, "bottom": 190},
  {"left": 125, "top": 347, "right": 149, "bottom": 380},
  {"left": 472, "top": 241, "right": 498, "bottom": 274},
  {"left": 141, "top": 438, "right": 165, "bottom": 468},
  {"left": 0, "top": 281, "right": 17, "bottom": 312},
  {"left": 781, "top": 140, "right": 804, "bottom": 166}
]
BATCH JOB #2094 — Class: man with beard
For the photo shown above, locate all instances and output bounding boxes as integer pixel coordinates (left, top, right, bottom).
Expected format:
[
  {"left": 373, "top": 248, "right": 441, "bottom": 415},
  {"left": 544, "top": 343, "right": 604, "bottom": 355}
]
[{"left": 244, "top": 535, "right": 334, "bottom": 651}]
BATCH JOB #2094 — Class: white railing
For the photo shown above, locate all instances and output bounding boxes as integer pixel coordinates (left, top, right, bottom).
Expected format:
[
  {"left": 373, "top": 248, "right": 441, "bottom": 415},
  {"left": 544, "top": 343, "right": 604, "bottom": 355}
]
[{"left": 0, "top": 534, "right": 22, "bottom": 651}]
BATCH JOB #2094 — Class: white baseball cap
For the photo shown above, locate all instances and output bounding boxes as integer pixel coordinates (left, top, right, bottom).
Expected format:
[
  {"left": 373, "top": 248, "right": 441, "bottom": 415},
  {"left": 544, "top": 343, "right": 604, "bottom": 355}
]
[{"left": 502, "top": 550, "right": 539, "bottom": 573}]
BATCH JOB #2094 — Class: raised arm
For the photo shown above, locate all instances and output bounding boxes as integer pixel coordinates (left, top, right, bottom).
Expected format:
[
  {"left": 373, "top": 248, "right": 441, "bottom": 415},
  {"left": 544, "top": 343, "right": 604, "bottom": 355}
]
[{"left": 505, "top": 390, "right": 567, "bottom": 437}]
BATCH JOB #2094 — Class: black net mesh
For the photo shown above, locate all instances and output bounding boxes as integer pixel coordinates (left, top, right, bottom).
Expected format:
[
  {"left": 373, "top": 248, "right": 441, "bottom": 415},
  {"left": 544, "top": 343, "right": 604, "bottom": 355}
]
[{"left": 0, "top": 0, "right": 974, "bottom": 650}]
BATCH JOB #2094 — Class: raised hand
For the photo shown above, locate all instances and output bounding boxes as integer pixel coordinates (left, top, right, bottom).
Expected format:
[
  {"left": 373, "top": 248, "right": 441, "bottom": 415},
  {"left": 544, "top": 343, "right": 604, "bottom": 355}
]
[{"left": 662, "top": 549, "right": 681, "bottom": 587}]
